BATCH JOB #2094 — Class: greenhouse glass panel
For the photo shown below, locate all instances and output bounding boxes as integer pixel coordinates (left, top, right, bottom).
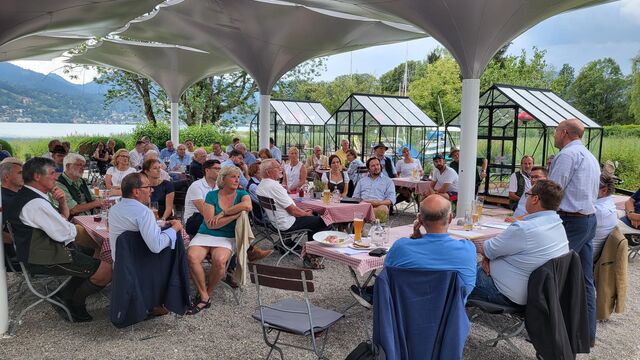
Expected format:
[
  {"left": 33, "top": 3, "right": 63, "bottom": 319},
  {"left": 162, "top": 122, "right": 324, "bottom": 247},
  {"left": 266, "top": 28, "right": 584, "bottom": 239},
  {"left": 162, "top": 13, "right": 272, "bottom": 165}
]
[
  {"left": 354, "top": 95, "right": 395, "bottom": 125},
  {"left": 369, "top": 96, "right": 410, "bottom": 126},
  {"left": 387, "top": 97, "right": 422, "bottom": 125},
  {"left": 271, "top": 101, "right": 300, "bottom": 125}
]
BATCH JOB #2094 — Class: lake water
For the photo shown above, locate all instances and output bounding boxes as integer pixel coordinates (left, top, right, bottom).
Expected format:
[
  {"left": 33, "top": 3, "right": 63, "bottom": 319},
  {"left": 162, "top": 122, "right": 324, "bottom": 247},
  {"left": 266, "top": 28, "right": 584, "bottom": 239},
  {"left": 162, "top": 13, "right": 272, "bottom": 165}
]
[{"left": 0, "top": 122, "right": 138, "bottom": 138}]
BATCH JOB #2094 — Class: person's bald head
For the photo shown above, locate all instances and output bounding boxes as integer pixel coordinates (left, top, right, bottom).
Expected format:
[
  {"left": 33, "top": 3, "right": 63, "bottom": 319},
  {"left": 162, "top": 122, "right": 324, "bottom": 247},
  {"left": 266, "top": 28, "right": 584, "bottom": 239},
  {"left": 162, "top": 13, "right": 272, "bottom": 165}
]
[
  {"left": 419, "top": 194, "right": 452, "bottom": 228},
  {"left": 563, "top": 118, "right": 584, "bottom": 139}
]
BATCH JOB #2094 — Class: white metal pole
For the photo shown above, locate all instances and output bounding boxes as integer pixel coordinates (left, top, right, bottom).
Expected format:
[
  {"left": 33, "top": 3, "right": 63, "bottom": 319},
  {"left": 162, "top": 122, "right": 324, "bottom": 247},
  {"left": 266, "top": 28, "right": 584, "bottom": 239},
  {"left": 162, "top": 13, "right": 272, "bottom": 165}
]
[
  {"left": 170, "top": 101, "right": 179, "bottom": 145},
  {"left": 259, "top": 93, "right": 271, "bottom": 149},
  {"left": 457, "top": 78, "right": 481, "bottom": 218},
  {"left": 0, "top": 183, "right": 8, "bottom": 335}
]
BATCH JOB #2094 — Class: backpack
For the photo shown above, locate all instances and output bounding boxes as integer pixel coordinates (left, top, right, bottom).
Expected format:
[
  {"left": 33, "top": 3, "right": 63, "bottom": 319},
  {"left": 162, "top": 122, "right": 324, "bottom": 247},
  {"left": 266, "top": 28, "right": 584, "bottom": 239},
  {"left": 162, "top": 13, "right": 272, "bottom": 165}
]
[{"left": 345, "top": 341, "right": 386, "bottom": 360}]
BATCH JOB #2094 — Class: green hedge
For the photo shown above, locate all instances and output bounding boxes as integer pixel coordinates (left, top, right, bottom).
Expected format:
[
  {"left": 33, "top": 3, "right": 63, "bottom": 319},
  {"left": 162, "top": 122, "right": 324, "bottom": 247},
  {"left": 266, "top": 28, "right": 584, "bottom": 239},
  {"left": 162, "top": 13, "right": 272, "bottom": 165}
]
[
  {"left": 0, "top": 139, "right": 14, "bottom": 156},
  {"left": 76, "top": 137, "right": 127, "bottom": 156},
  {"left": 603, "top": 124, "right": 640, "bottom": 138},
  {"left": 130, "top": 122, "right": 235, "bottom": 149}
]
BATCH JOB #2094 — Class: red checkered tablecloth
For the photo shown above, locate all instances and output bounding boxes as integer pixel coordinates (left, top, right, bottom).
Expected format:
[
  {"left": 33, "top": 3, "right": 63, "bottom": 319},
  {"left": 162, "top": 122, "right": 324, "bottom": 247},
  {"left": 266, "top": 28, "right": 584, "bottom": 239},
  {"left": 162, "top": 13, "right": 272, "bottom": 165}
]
[
  {"left": 73, "top": 215, "right": 191, "bottom": 264},
  {"left": 296, "top": 199, "right": 375, "bottom": 226},
  {"left": 392, "top": 178, "right": 432, "bottom": 194},
  {"left": 303, "top": 218, "right": 505, "bottom": 276}
]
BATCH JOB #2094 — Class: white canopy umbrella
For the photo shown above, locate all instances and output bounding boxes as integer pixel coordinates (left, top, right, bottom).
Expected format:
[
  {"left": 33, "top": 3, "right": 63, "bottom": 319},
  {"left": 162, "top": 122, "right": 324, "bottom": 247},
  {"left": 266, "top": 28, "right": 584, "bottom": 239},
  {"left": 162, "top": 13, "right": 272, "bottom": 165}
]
[
  {"left": 289, "top": 0, "right": 613, "bottom": 216},
  {"left": 0, "top": 35, "right": 89, "bottom": 62},
  {"left": 118, "top": 0, "right": 426, "bottom": 149},
  {"left": 66, "top": 38, "right": 240, "bottom": 143},
  {"left": 0, "top": 0, "right": 164, "bottom": 47}
]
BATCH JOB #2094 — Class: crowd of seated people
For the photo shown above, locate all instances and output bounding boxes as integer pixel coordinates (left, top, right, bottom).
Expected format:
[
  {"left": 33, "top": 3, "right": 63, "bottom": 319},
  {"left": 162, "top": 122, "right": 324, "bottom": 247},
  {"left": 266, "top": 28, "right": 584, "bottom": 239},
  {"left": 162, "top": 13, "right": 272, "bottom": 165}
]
[{"left": 1, "top": 127, "right": 632, "bottom": 358}]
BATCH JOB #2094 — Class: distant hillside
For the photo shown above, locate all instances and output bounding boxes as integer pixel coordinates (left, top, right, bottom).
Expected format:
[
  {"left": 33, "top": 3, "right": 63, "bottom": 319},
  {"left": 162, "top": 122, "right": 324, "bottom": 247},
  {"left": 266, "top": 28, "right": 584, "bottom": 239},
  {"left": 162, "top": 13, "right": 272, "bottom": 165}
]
[{"left": 0, "top": 62, "right": 141, "bottom": 123}]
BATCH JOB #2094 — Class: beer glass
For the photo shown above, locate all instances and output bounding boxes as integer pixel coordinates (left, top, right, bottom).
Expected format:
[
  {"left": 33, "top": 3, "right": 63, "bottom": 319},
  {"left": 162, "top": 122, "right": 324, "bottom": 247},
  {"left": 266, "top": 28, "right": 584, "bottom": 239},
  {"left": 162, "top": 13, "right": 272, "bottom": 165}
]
[
  {"left": 353, "top": 212, "right": 364, "bottom": 242},
  {"left": 150, "top": 201, "right": 159, "bottom": 221},
  {"left": 322, "top": 189, "right": 331, "bottom": 204}
]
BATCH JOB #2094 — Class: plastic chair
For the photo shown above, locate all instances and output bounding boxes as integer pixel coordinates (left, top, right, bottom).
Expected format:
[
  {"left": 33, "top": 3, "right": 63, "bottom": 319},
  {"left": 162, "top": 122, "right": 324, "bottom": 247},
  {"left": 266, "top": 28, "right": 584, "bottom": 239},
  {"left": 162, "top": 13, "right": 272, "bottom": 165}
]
[
  {"left": 257, "top": 195, "right": 310, "bottom": 265},
  {"left": 6, "top": 223, "right": 74, "bottom": 334},
  {"left": 249, "top": 262, "right": 344, "bottom": 359}
]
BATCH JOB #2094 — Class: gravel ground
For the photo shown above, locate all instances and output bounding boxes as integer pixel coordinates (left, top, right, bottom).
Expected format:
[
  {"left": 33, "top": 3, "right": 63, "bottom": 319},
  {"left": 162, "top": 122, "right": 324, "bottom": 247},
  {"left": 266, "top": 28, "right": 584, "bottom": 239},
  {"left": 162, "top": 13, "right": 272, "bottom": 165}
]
[{"left": 1, "top": 208, "right": 639, "bottom": 359}]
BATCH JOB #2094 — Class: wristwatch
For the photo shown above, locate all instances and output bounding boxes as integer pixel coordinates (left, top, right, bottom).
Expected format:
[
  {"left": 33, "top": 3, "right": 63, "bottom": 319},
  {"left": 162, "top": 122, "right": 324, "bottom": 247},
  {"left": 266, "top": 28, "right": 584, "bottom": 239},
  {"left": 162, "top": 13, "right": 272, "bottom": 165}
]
[{"left": 627, "top": 210, "right": 635, "bottom": 215}]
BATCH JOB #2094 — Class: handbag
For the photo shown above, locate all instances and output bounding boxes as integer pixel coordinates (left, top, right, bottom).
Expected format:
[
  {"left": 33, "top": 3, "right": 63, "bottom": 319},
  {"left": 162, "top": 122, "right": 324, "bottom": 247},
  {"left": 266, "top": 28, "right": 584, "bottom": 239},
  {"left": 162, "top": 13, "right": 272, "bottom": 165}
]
[{"left": 345, "top": 341, "right": 386, "bottom": 360}]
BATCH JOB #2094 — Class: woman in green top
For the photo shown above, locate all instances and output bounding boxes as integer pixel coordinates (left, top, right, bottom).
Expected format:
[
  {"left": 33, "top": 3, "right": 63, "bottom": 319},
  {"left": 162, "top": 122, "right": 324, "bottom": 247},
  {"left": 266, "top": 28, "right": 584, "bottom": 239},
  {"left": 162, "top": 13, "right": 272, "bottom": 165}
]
[{"left": 187, "top": 166, "right": 251, "bottom": 314}]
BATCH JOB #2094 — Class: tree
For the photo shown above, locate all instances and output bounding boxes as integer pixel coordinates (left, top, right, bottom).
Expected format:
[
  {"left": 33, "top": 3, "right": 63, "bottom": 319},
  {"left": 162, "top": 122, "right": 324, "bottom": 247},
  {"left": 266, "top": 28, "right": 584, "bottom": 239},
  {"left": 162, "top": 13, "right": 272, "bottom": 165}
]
[
  {"left": 550, "top": 63, "right": 575, "bottom": 99},
  {"left": 480, "top": 47, "right": 554, "bottom": 92},
  {"left": 568, "top": 58, "right": 629, "bottom": 124},
  {"left": 409, "top": 55, "right": 462, "bottom": 124},
  {"left": 629, "top": 54, "right": 640, "bottom": 122},
  {"left": 378, "top": 60, "right": 424, "bottom": 95},
  {"left": 94, "top": 68, "right": 160, "bottom": 125}
]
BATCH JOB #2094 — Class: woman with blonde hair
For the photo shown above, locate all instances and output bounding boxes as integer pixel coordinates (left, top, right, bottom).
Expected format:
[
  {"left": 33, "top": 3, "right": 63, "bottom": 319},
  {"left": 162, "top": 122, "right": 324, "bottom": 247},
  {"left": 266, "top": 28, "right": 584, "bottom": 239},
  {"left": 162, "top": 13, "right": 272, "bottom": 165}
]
[
  {"left": 282, "top": 146, "right": 307, "bottom": 193},
  {"left": 186, "top": 166, "right": 270, "bottom": 313},
  {"left": 104, "top": 148, "right": 136, "bottom": 195}
]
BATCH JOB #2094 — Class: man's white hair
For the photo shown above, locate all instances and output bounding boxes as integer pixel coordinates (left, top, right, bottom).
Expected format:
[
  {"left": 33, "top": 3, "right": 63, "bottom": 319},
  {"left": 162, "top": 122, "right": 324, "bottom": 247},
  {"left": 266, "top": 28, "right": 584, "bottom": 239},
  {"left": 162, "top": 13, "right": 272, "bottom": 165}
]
[
  {"left": 144, "top": 150, "right": 159, "bottom": 160},
  {"left": 63, "top": 153, "right": 85, "bottom": 168}
]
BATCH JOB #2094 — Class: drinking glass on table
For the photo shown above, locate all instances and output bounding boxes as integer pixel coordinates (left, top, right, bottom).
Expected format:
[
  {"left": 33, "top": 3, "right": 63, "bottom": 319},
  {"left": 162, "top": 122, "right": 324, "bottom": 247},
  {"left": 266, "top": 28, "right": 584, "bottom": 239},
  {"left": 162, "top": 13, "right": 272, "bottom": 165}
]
[
  {"left": 463, "top": 210, "right": 473, "bottom": 231},
  {"left": 150, "top": 201, "right": 159, "bottom": 221},
  {"left": 353, "top": 212, "right": 364, "bottom": 243}
]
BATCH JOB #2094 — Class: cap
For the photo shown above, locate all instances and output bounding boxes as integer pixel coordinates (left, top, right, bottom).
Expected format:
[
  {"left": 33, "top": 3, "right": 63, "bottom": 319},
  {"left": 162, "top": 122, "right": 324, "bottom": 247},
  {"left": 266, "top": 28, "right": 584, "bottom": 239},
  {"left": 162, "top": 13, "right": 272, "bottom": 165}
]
[
  {"left": 372, "top": 142, "right": 388, "bottom": 150},
  {"left": 449, "top": 147, "right": 459, "bottom": 154},
  {"left": 432, "top": 154, "right": 444, "bottom": 160}
]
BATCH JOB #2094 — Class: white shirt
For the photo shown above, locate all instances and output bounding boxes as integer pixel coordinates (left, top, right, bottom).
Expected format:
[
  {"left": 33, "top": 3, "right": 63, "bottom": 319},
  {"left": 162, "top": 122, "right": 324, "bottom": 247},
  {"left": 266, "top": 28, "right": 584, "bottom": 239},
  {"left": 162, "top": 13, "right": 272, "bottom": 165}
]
[
  {"left": 395, "top": 158, "right": 422, "bottom": 177},
  {"left": 207, "top": 152, "right": 229, "bottom": 162},
  {"left": 183, "top": 178, "right": 217, "bottom": 221},
  {"left": 431, "top": 166, "right": 459, "bottom": 193},
  {"left": 593, "top": 196, "right": 618, "bottom": 258},
  {"left": 19, "top": 185, "right": 77, "bottom": 245},
  {"left": 508, "top": 171, "right": 531, "bottom": 193},
  {"left": 108, "top": 198, "right": 177, "bottom": 262},
  {"left": 129, "top": 150, "right": 144, "bottom": 169},
  {"left": 256, "top": 178, "right": 296, "bottom": 230},
  {"left": 549, "top": 140, "right": 600, "bottom": 214},
  {"left": 284, "top": 161, "right": 303, "bottom": 191},
  {"left": 106, "top": 167, "right": 136, "bottom": 187}
]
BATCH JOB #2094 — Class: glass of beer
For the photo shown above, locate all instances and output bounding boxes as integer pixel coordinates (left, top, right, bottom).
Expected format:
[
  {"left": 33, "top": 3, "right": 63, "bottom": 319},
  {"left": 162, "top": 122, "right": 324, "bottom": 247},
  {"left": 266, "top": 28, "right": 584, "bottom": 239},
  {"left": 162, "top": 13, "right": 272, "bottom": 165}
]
[
  {"left": 150, "top": 201, "right": 159, "bottom": 221},
  {"left": 463, "top": 210, "right": 473, "bottom": 231},
  {"left": 322, "top": 189, "right": 331, "bottom": 204},
  {"left": 412, "top": 168, "right": 417, "bottom": 179},
  {"left": 353, "top": 212, "right": 364, "bottom": 242}
]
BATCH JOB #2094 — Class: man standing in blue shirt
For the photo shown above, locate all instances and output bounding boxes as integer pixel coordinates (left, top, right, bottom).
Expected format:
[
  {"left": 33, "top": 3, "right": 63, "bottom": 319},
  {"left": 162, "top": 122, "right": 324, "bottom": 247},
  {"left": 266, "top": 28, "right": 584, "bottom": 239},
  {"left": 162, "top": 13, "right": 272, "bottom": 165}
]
[
  {"left": 352, "top": 157, "right": 396, "bottom": 216},
  {"left": 549, "top": 118, "right": 600, "bottom": 346},
  {"left": 269, "top": 137, "right": 282, "bottom": 162},
  {"left": 385, "top": 195, "right": 477, "bottom": 300},
  {"left": 469, "top": 180, "right": 569, "bottom": 306}
]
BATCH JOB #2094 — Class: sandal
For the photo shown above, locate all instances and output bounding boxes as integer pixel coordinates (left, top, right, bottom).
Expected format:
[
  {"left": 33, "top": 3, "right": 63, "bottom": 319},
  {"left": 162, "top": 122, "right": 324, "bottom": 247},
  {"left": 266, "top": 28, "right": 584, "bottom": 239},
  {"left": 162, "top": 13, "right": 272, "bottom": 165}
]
[
  {"left": 186, "top": 295, "right": 211, "bottom": 315},
  {"left": 303, "top": 255, "right": 325, "bottom": 270}
]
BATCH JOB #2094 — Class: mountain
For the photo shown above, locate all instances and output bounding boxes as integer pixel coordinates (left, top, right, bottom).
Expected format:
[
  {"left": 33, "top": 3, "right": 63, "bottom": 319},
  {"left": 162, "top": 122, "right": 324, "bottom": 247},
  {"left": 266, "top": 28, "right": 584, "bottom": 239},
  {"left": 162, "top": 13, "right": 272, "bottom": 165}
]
[{"left": 0, "top": 62, "right": 140, "bottom": 123}]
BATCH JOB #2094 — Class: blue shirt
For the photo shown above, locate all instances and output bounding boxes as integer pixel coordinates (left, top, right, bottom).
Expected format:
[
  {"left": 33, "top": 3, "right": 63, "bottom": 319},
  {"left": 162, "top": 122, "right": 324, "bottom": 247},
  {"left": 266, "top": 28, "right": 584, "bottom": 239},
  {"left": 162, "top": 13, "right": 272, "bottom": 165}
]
[
  {"left": 244, "top": 152, "right": 257, "bottom": 166},
  {"left": 108, "top": 198, "right": 177, "bottom": 262},
  {"left": 347, "top": 158, "right": 365, "bottom": 185},
  {"left": 352, "top": 174, "right": 396, "bottom": 204},
  {"left": 385, "top": 233, "right": 477, "bottom": 301},
  {"left": 168, "top": 153, "right": 192, "bottom": 170},
  {"left": 483, "top": 210, "right": 569, "bottom": 305},
  {"left": 549, "top": 139, "right": 600, "bottom": 214},
  {"left": 159, "top": 147, "right": 176, "bottom": 160},
  {"left": 197, "top": 189, "right": 249, "bottom": 238},
  {"left": 270, "top": 146, "right": 282, "bottom": 162},
  {"left": 221, "top": 159, "right": 248, "bottom": 189},
  {"left": 513, "top": 193, "right": 527, "bottom": 217}
]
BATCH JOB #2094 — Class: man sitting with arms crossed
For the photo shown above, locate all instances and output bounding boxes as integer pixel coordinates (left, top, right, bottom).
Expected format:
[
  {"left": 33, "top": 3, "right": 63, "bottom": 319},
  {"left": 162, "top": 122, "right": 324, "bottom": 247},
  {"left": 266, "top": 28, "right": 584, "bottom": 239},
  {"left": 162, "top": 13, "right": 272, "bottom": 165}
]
[
  {"left": 468, "top": 179, "right": 569, "bottom": 306},
  {"left": 506, "top": 166, "right": 548, "bottom": 222},
  {"left": 426, "top": 154, "right": 458, "bottom": 200},
  {"left": 352, "top": 157, "right": 396, "bottom": 216},
  {"left": 256, "top": 159, "right": 329, "bottom": 243},
  {"left": 56, "top": 153, "right": 102, "bottom": 218},
  {"left": 5, "top": 157, "right": 112, "bottom": 322}
]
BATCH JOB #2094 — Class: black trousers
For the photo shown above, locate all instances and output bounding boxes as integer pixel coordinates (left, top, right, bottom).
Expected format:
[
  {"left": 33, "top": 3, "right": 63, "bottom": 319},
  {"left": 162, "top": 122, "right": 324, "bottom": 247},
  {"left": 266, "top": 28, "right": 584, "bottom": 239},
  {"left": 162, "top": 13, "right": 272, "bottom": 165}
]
[{"left": 285, "top": 215, "right": 330, "bottom": 242}]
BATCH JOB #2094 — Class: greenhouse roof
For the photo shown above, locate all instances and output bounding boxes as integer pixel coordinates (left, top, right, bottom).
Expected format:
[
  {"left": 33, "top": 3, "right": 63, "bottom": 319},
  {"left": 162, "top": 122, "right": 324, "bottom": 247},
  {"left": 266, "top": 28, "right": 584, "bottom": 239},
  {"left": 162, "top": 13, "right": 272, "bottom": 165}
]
[
  {"left": 492, "top": 84, "right": 601, "bottom": 129},
  {"left": 270, "top": 99, "right": 330, "bottom": 126},
  {"left": 351, "top": 94, "right": 438, "bottom": 127}
]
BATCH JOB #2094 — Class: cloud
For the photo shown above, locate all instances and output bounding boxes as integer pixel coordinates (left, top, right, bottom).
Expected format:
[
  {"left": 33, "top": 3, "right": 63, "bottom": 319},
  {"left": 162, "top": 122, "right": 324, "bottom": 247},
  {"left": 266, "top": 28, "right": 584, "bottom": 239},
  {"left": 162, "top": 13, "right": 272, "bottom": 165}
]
[{"left": 621, "top": 0, "right": 640, "bottom": 24}]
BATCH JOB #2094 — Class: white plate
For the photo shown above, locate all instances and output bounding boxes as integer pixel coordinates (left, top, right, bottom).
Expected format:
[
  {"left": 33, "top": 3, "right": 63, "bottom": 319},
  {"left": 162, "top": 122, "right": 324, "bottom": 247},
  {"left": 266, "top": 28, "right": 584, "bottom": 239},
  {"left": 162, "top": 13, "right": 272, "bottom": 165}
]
[
  {"left": 348, "top": 242, "right": 373, "bottom": 250},
  {"left": 313, "top": 231, "right": 350, "bottom": 247}
]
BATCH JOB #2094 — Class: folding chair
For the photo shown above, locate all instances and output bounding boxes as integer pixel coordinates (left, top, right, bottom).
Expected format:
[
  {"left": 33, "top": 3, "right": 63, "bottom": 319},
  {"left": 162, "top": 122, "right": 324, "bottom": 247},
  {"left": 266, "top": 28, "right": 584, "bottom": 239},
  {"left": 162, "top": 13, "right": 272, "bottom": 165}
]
[
  {"left": 249, "top": 203, "right": 276, "bottom": 247},
  {"left": 257, "top": 195, "right": 309, "bottom": 265},
  {"left": 466, "top": 299, "right": 526, "bottom": 357},
  {"left": 249, "top": 263, "right": 344, "bottom": 360},
  {"left": 6, "top": 223, "right": 74, "bottom": 334}
]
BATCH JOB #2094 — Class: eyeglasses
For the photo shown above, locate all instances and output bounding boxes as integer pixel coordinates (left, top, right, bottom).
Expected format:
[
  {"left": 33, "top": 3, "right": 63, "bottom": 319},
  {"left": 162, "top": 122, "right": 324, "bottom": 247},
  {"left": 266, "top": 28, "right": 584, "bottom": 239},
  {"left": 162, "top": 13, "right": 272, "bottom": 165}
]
[
  {"left": 212, "top": 167, "right": 222, "bottom": 171},
  {"left": 137, "top": 185, "right": 153, "bottom": 189},
  {"left": 118, "top": 155, "right": 130, "bottom": 159},
  {"left": 525, "top": 192, "right": 538, "bottom": 197}
]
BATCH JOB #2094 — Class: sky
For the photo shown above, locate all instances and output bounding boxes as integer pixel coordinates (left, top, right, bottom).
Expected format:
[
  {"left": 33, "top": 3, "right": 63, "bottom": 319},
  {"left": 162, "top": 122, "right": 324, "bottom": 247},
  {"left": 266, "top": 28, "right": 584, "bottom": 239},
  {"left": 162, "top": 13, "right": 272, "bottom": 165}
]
[{"left": 10, "top": 0, "right": 640, "bottom": 85}]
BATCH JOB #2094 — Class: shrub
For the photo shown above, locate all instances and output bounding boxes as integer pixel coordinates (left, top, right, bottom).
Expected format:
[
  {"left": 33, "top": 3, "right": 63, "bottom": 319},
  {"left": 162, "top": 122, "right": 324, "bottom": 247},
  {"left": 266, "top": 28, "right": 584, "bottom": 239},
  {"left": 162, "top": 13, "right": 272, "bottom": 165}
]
[
  {"left": 130, "top": 122, "right": 234, "bottom": 149},
  {"left": 603, "top": 124, "right": 640, "bottom": 138},
  {"left": 76, "top": 137, "right": 127, "bottom": 156},
  {"left": 0, "top": 139, "right": 14, "bottom": 156}
]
